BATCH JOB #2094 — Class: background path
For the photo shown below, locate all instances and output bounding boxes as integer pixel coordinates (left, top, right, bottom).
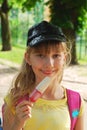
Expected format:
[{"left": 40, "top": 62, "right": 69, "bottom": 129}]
[{"left": 0, "top": 59, "right": 87, "bottom": 129}]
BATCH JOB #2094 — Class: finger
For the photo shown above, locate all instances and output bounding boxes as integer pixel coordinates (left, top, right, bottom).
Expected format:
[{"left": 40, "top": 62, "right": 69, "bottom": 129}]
[
  {"left": 21, "top": 105, "right": 32, "bottom": 113},
  {"left": 16, "top": 106, "right": 32, "bottom": 121},
  {"left": 17, "top": 100, "right": 33, "bottom": 108},
  {"left": 16, "top": 103, "right": 32, "bottom": 113},
  {"left": 21, "top": 113, "right": 32, "bottom": 121},
  {"left": 22, "top": 110, "right": 32, "bottom": 118},
  {"left": 16, "top": 102, "right": 32, "bottom": 118}
]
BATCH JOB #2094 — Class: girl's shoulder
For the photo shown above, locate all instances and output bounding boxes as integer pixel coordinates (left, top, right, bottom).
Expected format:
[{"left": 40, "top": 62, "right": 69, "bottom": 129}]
[
  {"left": 4, "top": 88, "right": 21, "bottom": 114},
  {"left": 66, "top": 88, "right": 83, "bottom": 111},
  {"left": 66, "top": 89, "right": 84, "bottom": 116},
  {"left": 4, "top": 92, "right": 15, "bottom": 115},
  {"left": 66, "top": 88, "right": 84, "bottom": 129}
]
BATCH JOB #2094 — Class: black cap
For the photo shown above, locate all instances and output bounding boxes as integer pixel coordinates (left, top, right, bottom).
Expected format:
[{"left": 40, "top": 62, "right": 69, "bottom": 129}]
[{"left": 27, "top": 21, "right": 66, "bottom": 47}]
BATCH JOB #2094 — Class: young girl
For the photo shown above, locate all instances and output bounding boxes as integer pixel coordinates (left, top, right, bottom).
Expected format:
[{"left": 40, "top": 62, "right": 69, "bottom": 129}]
[{"left": 3, "top": 21, "right": 84, "bottom": 130}]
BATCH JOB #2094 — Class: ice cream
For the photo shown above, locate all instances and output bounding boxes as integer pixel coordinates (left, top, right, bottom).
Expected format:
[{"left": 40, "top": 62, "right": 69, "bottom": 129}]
[{"left": 17, "top": 77, "right": 52, "bottom": 104}]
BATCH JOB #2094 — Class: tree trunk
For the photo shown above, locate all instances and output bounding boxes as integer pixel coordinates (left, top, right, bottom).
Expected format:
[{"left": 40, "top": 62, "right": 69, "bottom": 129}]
[
  {"left": 1, "top": 12, "right": 11, "bottom": 51},
  {"left": 0, "top": 0, "right": 11, "bottom": 51},
  {"left": 63, "top": 29, "right": 78, "bottom": 65}
]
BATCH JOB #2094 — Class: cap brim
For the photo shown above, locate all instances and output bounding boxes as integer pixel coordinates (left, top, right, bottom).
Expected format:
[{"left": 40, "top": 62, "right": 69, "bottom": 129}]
[{"left": 28, "top": 35, "right": 66, "bottom": 47}]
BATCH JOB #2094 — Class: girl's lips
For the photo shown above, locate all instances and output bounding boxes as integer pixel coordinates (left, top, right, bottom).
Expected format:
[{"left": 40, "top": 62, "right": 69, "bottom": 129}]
[{"left": 42, "top": 70, "right": 55, "bottom": 75}]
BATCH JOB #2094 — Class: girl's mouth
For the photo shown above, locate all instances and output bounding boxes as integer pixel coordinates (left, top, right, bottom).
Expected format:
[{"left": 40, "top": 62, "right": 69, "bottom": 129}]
[{"left": 42, "top": 70, "right": 55, "bottom": 75}]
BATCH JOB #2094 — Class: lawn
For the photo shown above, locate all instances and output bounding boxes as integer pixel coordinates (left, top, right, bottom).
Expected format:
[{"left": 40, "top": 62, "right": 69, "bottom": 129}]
[
  {"left": 0, "top": 45, "right": 25, "bottom": 64},
  {"left": 77, "top": 57, "right": 87, "bottom": 65}
]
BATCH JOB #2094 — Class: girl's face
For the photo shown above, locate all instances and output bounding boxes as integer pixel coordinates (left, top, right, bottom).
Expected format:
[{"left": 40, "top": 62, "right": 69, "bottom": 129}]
[{"left": 25, "top": 42, "right": 66, "bottom": 83}]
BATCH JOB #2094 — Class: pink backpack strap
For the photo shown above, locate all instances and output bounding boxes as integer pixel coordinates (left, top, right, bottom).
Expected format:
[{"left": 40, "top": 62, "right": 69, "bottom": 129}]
[{"left": 66, "top": 89, "right": 81, "bottom": 130}]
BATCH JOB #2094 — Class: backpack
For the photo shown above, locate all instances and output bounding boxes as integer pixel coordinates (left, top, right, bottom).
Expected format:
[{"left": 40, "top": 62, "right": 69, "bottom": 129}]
[{"left": 66, "top": 89, "right": 81, "bottom": 130}]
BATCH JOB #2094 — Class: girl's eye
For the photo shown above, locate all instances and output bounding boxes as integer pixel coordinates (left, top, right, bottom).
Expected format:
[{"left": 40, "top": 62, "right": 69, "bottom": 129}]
[
  {"left": 37, "top": 54, "right": 45, "bottom": 58},
  {"left": 53, "top": 54, "right": 61, "bottom": 58}
]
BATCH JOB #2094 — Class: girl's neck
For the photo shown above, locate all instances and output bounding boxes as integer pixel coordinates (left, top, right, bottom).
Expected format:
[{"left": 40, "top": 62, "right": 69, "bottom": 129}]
[{"left": 41, "top": 81, "right": 65, "bottom": 100}]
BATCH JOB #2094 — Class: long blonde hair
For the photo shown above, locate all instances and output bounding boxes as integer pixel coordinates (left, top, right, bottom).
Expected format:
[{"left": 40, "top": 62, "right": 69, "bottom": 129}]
[{"left": 9, "top": 41, "right": 71, "bottom": 105}]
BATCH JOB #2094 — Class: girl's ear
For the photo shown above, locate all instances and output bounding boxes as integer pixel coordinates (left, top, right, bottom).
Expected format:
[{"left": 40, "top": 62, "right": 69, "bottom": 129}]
[{"left": 24, "top": 52, "right": 31, "bottom": 65}]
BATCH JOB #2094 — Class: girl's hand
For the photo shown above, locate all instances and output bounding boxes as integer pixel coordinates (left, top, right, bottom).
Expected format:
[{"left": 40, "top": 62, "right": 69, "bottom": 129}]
[{"left": 15, "top": 100, "right": 33, "bottom": 128}]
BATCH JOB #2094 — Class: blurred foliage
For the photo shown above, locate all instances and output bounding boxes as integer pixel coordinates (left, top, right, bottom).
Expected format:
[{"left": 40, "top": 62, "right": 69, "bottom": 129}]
[
  {"left": 9, "top": 2, "right": 44, "bottom": 45},
  {"left": 0, "top": 0, "right": 43, "bottom": 11},
  {"left": 46, "top": 0, "right": 87, "bottom": 33},
  {"left": 0, "top": 0, "right": 44, "bottom": 45}
]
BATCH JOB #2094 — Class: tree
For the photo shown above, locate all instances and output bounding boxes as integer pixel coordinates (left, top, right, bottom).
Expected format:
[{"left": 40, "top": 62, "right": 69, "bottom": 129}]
[
  {"left": 46, "top": 0, "right": 87, "bottom": 64},
  {"left": 0, "top": 0, "right": 11, "bottom": 51},
  {"left": 0, "top": 0, "right": 41, "bottom": 51}
]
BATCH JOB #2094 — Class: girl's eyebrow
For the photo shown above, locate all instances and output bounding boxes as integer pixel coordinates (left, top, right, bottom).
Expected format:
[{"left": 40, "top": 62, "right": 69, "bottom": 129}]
[{"left": 33, "top": 52, "right": 42, "bottom": 54}]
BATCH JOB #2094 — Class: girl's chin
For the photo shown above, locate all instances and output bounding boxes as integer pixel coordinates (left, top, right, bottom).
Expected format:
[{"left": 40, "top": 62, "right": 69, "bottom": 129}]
[{"left": 42, "top": 73, "right": 56, "bottom": 77}]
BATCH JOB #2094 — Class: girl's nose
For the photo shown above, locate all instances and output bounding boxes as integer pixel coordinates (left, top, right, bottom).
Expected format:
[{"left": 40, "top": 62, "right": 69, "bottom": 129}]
[{"left": 45, "top": 57, "right": 54, "bottom": 68}]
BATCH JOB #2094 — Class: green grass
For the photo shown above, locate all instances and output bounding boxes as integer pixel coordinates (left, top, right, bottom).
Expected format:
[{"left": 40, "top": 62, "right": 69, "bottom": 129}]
[
  {"left": 0, "top": 45, "right": 25, "bottom": 64},
  {"left": 76, "top": 44, "right": 87, "bottom": 65},
  {"left": 78, "top": 58, "right": 87, "bottom": 65}
]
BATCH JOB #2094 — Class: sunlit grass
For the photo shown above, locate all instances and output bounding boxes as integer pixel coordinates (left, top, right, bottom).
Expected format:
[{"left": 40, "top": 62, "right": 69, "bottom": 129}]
[
  {"left": 0, "top": 45, "right": 25, "bottom": 64},
  {"left": 78, "top": 58, "right": 87, "bottom": 65}
]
